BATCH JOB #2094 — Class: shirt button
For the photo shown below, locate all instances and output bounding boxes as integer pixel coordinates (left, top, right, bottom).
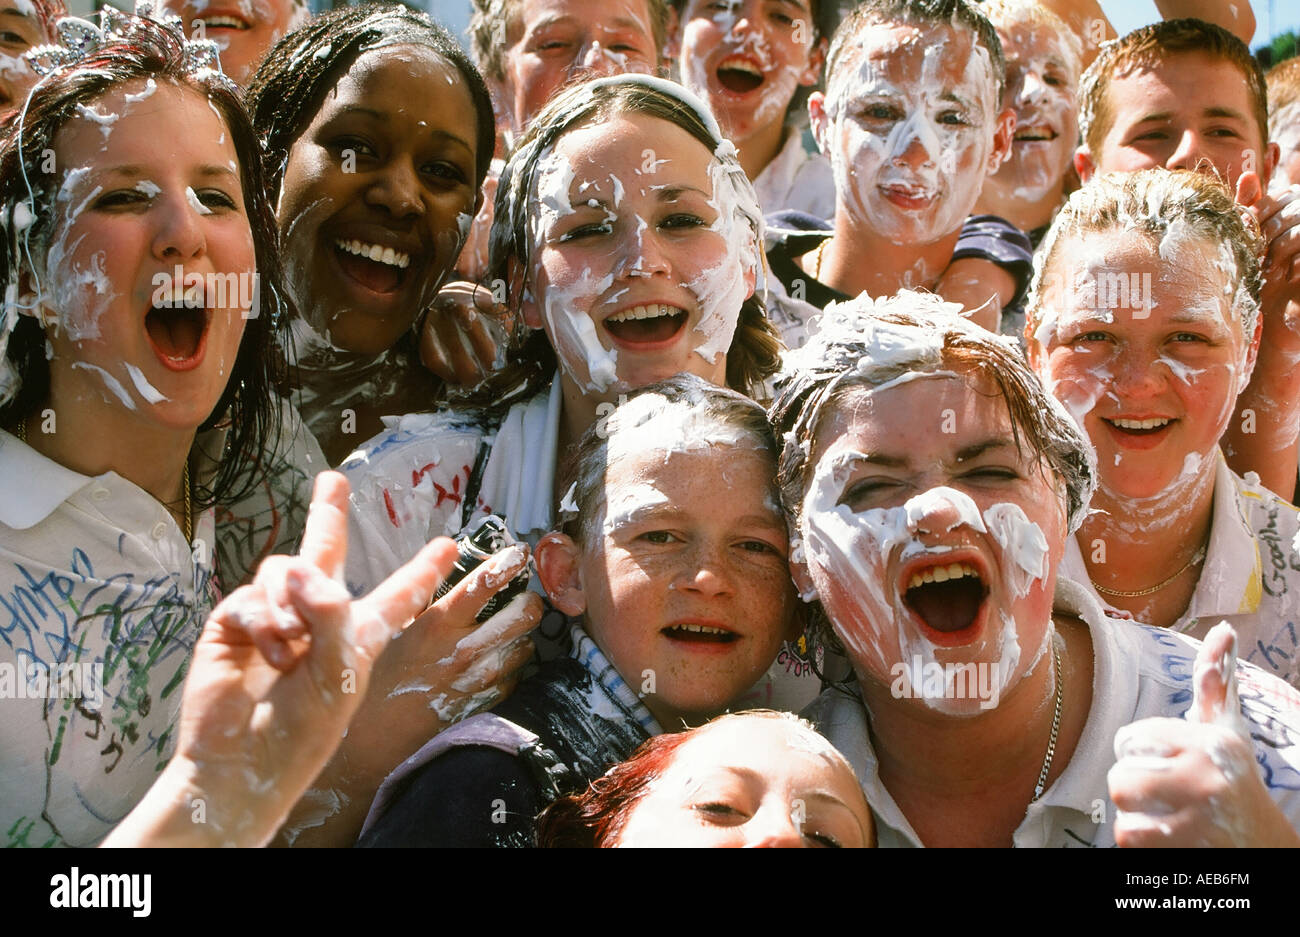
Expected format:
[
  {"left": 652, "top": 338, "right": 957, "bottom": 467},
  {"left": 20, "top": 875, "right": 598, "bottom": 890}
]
[
  {"left": 151, "top": 521, "right": 169, "bottom": 540},
  {"left": 91, "top": 488, "right": 110, "bottom": 502}
]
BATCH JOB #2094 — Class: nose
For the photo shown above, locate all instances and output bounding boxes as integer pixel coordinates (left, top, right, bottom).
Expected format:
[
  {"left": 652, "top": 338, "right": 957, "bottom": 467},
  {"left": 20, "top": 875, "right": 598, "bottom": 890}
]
[
  {"left": 151, "top": 188, "right": 206, "bottom": 262},
  {"left": 742, "top": 807, "right": 806, "bottom": 848},
  {"left": 1111, "top": 343, "right": 1165, "bottom": 399},
  {"left": 1165, "top": 129, "right": 1213, "bottom": 175},
  {"left": 1018, "top": 69, "right": 1047, "bottom": 107},
  {"left": 615, "top": 221, "right": 672, "bottom": 280},
  {"left": 904, "top": 486, "right": 981, "bottom": 540},
  {"left": 674, "top": 541, "right": 736, "bottom": 597},
  {"left": 366, "top": 158, "right": 425, "bottom": 220},
  {"left": 890, "top": 117, "right": 938, "bottom": 172},
  {"left": 571, "top": 41, "right": 620, "bottom": 79}
]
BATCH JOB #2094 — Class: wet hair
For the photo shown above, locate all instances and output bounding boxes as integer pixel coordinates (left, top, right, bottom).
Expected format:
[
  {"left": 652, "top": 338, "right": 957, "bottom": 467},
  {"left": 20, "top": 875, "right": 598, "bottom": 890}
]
[
  {"left": 556, "top": 373, "right": 779, "bottom": 545},
  {"left": 474, "top": 74, "right": 783, "bottom": 410},
  {"left": 979, "top": 0, "right": 1081, "bottom": 89},
  {"left": 0, "top": 11, "right": 291, "bottom": 510},
  {"left": 1027, "top": 169, "right": 1265, "bottom": 341},
  {"left": 1267, "top": 56, "right": 1300, "bottom": 144},
  {"left": 471, "top": 0, "right": 673, "bottom": 85},
  {"left": 824, "top": 0, "right": 1006, "bottom": 107},
  {"left": 1078, "top": 18, "right": 1269, "bottom": 157},
  {"left": 771, "top": 291, "right": 1095, "bottom": 533},
  {"left": 246, "top": 3, "right": 496, "bottom": 199},
  {"left": 24, "top": 0, "right": 66, "bottom": 40},
  {"left": 769, "top": 293, "right": 1094, "bottom": 659},
  {"left": 536, "top": 710, "right": 853, "bottom": 847}
]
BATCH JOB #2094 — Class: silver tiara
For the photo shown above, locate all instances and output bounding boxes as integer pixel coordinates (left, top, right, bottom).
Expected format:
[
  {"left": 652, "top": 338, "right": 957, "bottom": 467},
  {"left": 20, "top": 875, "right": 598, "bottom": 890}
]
[{"left": 25, "top": 2, "right": 224, "bottom": 79}]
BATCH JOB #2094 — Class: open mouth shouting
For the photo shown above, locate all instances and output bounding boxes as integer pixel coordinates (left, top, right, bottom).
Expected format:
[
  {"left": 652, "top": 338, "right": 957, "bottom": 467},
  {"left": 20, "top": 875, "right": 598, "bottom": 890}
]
[
  {"left": 603, "top": 303, "right": 688, "bottom": 348},
  {"left": 900, "top": 556, "right": 990, "bottom": 647},
  {"left": 145, "top": 289, "right": 212, "bottom": 372},
  {"left": 715, "top": 55, "right": 765, "bottom": 95},
  {"left": 332, "top": 237, "right": 413, "bottom": 295}
]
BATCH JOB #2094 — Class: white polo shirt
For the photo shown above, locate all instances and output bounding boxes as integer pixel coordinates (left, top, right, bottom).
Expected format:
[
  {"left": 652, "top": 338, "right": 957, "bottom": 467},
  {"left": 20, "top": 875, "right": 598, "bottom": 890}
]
[
  {"left": 752, "top": 128, "right": 835, "bottom": 221},
  {"left": 806, "top": 578, "right": 1300, "bottom": 847},
  {"left": 0, "top": 430, "right": 217, "bottom": 847},
  {"left": 1062, "top": 454, "right": 1300, "bottom": 688}
]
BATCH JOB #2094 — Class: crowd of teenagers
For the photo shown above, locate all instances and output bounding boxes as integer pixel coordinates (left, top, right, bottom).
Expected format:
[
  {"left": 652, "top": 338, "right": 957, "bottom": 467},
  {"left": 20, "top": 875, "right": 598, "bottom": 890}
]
[{"left": 3, "top": 0, "right": 1300, "bottom": 850}]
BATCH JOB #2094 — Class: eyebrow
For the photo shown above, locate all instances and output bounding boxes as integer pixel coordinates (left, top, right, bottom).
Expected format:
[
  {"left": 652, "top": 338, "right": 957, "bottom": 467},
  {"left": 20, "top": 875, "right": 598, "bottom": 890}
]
[
  {"left": 656, "top": 185, "right": 709, "bottom": 200},
  {"left": 532, "top": 14, "right": 648, "bottom": 33},
  {"left": 100, "top": 164, "right": 239, "bottom": 179},
  {"left": 773, "top": 0, "right": 809, "bottom": 11},
  {"left": 954, "top": 438, "right": 1016, "bottom": 462},
  {"left": 1133, "top": 107, "right": 1248, "bottom": 124},
  {"left": 336, "top": 108, "right": 474, "bottom": 154}
]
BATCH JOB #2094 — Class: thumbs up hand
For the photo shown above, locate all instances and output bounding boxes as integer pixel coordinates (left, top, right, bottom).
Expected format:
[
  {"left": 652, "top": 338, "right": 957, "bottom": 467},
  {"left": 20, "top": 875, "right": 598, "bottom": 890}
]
[{"left": 1107, "top": 623, "right": 1300, "bottom": 847}]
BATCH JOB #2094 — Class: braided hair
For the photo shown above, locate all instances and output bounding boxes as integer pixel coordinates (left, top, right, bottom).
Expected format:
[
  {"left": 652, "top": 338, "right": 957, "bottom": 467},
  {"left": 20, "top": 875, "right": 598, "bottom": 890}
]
[{"left": 246, "top": 3, "right": 496, "bottom": 202}]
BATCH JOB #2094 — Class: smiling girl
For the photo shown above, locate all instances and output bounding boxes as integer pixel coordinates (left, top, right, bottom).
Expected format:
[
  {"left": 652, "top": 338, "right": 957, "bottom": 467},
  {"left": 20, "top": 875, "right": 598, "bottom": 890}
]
[
  {"left": 161, "top": 0, "right": 308, "bottom": 86},
  {"left": 356, "top": 376, "right": 798, "bottom": 846},
  {"left": 1028, "top": 170, "right": 1300, "bottom": 689},
  {"left": 341, "top": 74, "right": 781, "bottom": 592},
  {"left": 772, "top": 292, "right": 1300, "bottom": 847},
  {"left": 0, "top": 11, "right": 291, "bottom": 846},
  {"left": 245, "top": 5, "right": 496, "bottom": 465}
]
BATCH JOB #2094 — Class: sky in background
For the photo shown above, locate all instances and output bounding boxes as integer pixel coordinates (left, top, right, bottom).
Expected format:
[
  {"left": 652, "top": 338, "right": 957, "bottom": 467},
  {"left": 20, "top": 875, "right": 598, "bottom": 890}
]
[{"left": 1103, "top": 0, "right": 1300, "bottom": 46}]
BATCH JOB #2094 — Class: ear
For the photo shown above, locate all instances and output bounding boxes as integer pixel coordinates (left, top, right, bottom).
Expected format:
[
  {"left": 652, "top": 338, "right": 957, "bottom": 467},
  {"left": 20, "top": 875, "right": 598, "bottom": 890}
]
[
  {"left": 534, "top": 531, "right": 587, "bottom": 616},
  {"left": 789, "top": 548, "right": 816, "bottom": 603},
  {"left": 799, "top": 36, "right": 828, "bottom": 87},
  {"left": 1262, "top": 141, "right": 1281, "bottom": 192},
  {"left": 808, "top": 91, "right": 831, "bottom": 157},
  {"left": 987, "top": 106, "right": 1016, "bottom": 175},
  {"left": 1242, "top": 309, "right": 1263, "bottom": 393},
  {"left": 1074, "top": 145, "right": 1096, "bottom": 184}
]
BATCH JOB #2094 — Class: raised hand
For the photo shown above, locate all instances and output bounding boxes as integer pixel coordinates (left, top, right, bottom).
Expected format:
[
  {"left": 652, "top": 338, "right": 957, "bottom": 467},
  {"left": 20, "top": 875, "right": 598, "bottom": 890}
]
[
  {"left": 105, "top": 472, "right": 459, "bottom": 847},
  {"left": 1108, "top": 623, "right": 1300, "bottom": 847}
]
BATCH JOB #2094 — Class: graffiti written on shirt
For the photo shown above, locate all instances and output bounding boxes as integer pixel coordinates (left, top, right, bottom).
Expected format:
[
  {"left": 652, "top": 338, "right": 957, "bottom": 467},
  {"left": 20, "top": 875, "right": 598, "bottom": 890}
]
[
  {"left": 0, "top": 546, "right": 210, "bottom": 777},
  {"left": 1258, "top": 505, "right": 1300, "bottom": 599}
]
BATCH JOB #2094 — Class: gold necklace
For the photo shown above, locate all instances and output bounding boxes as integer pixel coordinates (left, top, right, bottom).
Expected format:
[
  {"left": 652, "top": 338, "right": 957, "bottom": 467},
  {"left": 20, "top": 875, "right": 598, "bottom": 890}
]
[
  {"left": 1032, "top": 636, "right": 1064, "bottom": 803},
  {"left": 812, "top": 236, "right": 830, "bottom": 280},
  {"left": 18, "top": 414, "right": 192, "bottom": 542},
  {"left": 1091, "top": 543, "right": 1207, "bottom": 598}
]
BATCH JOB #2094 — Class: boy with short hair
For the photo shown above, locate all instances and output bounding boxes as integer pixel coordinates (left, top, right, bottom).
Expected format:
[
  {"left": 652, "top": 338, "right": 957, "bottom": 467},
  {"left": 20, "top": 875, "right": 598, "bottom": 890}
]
[
  {"left": 765, "top": 0, "right": 1026, "bottom": 345},
  {"left": 1073, "top": 18, "right": 1300, "bottom": 503}
]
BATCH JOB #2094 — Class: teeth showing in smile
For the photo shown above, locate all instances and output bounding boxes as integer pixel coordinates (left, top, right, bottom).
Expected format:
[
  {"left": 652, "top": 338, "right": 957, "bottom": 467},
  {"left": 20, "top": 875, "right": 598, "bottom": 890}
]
[
  {"left": 199, "top": 15, "right": 249, "bottom": 29},
  {"left": 908, "top": 562, "right": 980, "bottom": 591},
  {"left": 1015, "top": 128, "right": 1056, "bottom": 141},
  {"left": 335, "top": 239, "right": 411, "bottom": 269},
  {"left": 719, "top": 57, "right": 761, "bottom": 77},
  {"left": 1111, "top": 417, "right": 1171, "bottom": 430},
  {"left": 606, "top": 303, "right": 682, "bottom": 323},
  {"left": 670, "top": 624, "right": 731, "bottom": 635}
]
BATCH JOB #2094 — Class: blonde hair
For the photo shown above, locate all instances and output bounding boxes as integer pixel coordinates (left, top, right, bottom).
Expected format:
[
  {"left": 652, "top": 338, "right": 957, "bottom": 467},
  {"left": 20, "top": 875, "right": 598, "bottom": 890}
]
[
  {"left": 980, "top": 0, "right": 1082, "bottom": 87},
  {"left": 1267, "top": 57, "right": 1300, "bottom": 142},
  {"left": 1027, "top": 169, "right": 1265, "bottom": 344}
]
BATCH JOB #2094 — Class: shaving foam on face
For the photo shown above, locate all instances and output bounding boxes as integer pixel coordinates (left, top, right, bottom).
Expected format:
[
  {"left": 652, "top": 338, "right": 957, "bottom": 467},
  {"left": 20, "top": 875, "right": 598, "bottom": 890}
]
[
  {"left": 528, "top": 126, "right": 758, "bottom": 391},
  {"left": 799, "top": 449, "right": 1037, "bottom": 714},
  {"left": 819, "top": 22, "right": 997, "bottom": 243}
]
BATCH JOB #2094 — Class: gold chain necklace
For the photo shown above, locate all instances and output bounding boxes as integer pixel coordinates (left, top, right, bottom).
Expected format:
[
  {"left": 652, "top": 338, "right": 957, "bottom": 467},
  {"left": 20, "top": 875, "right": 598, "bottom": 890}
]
[
  {"left": 812, "top": 236, "right": 831, "bottom": 280},
  {"left": 1091, "top": 542, "right": 1207, "bottom": 598},
  {"left": 17, "top": 414, "right": 192, "bottom": 542},
  {"left": 1032, "top": 636, "right": 1064, "bottom": 803}
]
